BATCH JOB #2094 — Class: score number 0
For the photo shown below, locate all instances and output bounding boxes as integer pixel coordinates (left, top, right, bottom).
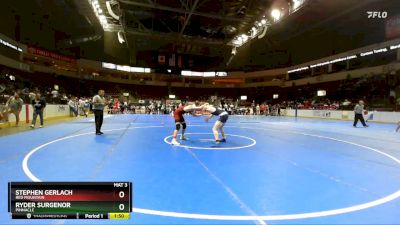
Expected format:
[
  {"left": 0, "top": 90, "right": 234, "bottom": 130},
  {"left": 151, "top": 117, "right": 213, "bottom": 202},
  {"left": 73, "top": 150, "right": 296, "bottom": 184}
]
[{"left": 118, "top": 191, "right": 125, "bottom": 211}]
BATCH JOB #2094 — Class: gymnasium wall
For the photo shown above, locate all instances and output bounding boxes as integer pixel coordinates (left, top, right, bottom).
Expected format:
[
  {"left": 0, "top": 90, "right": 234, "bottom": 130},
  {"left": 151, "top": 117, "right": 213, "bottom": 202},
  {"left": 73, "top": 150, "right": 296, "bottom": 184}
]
[
  {"left": 285, "top": 109, "right": 400, "bottom": 123},
  {"left": 4, "top": 105, "right": 400, "bottom": 126}
]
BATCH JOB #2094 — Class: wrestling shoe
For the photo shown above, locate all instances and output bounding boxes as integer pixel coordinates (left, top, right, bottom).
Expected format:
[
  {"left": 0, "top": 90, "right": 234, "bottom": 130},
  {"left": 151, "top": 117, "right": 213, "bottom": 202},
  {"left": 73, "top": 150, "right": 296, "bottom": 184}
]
[{"left": 171, "top": 139, "right": 180, "bottom": 145}]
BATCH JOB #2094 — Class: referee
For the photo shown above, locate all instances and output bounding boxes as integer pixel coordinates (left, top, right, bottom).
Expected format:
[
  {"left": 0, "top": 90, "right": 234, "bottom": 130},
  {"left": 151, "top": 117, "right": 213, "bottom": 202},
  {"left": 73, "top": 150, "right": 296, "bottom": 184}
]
[
  {"left": 93, "top": 90, "right": 106, "bottom": 135},
  {"left": 353, "top": 100, "right": 368, "bottom": 128}
]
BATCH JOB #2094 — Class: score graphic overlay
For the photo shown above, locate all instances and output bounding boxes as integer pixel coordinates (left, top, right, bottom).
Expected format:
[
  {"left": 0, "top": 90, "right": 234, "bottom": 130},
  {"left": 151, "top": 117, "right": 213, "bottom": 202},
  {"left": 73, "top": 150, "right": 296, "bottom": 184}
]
[{"left": 8, "top": 182, "right": 132, "bottom": 220}]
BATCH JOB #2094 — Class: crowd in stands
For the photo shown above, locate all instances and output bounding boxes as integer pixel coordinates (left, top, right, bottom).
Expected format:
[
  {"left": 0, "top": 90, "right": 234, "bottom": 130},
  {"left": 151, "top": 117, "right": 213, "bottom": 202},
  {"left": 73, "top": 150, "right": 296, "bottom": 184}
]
[
  {"left": 0, "top": 65, "right": 399, "bottom": 122},
  {"left": 0, "top": 85, "right": 392, "bottom": 123},
  {"left": 0, "top": 80, "right": 389, "bottom": 122},
  {"left": 99, "top": 97, "right": 371, "bottom": 117}
]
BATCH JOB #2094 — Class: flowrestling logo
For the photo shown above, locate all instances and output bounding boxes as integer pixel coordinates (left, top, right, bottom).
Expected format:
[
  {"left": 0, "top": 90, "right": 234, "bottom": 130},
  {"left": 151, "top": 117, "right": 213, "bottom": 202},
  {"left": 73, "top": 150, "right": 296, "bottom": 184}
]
[{"left": 367, "top": 11, "right": 388, "bottom": 19}]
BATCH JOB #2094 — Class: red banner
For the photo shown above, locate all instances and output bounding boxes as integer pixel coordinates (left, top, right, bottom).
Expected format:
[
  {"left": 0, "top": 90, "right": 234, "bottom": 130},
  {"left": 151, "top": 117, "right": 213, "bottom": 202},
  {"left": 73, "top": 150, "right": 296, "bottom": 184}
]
[{"left": 28, "top": 46, "right": 76, "bottom": 64}]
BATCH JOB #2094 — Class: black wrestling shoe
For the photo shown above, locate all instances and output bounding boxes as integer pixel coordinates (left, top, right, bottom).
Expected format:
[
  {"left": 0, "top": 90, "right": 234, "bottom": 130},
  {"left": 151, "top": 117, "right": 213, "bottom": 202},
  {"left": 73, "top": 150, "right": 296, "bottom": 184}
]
[{"left": 220, "top": 138, "right": 226, "bottom": 142}]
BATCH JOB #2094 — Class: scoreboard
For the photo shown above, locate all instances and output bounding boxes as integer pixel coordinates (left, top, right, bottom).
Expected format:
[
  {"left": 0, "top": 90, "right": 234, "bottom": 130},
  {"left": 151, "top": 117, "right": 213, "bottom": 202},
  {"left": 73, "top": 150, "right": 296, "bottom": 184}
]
[{"left": 8, "top": 182, "right": 132, "bottom": 220}]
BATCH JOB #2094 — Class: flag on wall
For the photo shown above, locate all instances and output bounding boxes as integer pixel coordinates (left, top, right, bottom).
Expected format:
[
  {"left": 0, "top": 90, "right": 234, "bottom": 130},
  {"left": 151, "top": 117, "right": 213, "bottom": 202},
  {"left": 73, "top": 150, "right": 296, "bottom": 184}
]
[
  {"left": 158, "top": 54, "right": 166, "bottom": 65},
  {"left": 177, "top": 55, "right": 183, "bottom": 68},
  {"left": 169, "top": 53, "right": 176, "bottom": 67}
]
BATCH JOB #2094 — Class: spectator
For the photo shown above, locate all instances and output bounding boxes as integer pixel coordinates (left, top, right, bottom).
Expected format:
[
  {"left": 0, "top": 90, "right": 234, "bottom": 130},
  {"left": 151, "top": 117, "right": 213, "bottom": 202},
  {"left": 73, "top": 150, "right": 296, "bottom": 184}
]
[
  {"left": 260, "top": 103, "right": 266, "bottom": 115},
  {"left": 68, "top": 97, "right": 78, "bottom": 117},
  {"left": 83, "top": 99, "right": 90, "bottom": 117},
  {"left": 342, "top": 99, "right": 351, "bottom": 109},
  {"left": 5, "top": 93, "right": 24, "bottom": 126},
  {"left": 113, "top": 98, "right": 120, "bottom": 114},
  {"left": 277, "top": 104, "right": 281, "bottom": 116}
]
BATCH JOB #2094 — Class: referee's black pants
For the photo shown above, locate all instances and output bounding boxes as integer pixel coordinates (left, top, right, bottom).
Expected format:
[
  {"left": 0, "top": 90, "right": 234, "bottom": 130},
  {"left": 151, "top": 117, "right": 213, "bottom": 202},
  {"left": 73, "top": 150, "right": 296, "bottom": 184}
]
[
  {"left": 353, "top": 113, "right": 367, "bottom": 127},
  {"left": 94, "top": 109, "right": 104, "bottom": 133}
]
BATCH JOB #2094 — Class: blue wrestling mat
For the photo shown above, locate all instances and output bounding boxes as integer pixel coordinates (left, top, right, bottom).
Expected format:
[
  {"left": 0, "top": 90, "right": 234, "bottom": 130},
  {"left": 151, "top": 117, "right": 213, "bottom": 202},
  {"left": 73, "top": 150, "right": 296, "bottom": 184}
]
[{"left": 1, "top": 114, "right": 400, "bottom": 224}]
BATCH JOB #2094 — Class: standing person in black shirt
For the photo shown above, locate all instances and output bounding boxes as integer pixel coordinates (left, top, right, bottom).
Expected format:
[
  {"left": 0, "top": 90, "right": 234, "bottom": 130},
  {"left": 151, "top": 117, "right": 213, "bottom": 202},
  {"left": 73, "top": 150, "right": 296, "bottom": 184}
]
[{"left": 30, "top": 93, "right": 46, "bottom": 128}]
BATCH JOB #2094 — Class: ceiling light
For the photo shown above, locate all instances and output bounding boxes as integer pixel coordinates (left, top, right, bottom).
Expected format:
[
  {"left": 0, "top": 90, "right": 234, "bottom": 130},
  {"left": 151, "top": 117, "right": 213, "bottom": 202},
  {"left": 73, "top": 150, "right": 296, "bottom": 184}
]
[
  {"left": 261, "top": 19, "right": 266, "bottom": 24},
  {"left": 241, "top": 34, "right": 248, "bottom": 42},
  {"left": 232, "top": 39, "right": 241, "bottom": 46},
  {"left": 271, "top": 9, "right": 281, "bottom": 21},
  {"left": 293, "top": 0, "right": 301, "bottom": 9}
]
